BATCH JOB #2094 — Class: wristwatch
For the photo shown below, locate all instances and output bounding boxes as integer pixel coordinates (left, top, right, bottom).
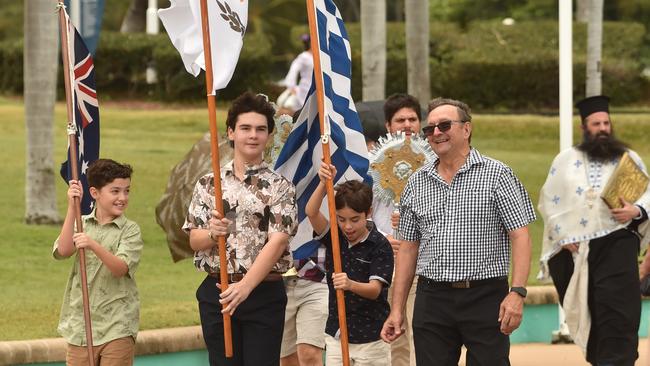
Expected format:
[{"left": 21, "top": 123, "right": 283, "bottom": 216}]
[{"left": 510, "top": 286, "right": 527, "bottom": 298}]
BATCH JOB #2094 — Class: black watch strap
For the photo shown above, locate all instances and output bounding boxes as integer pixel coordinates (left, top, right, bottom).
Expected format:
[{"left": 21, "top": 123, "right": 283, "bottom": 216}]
[{"left": 510, "top": 286, "right": 527, "bottom": 298}]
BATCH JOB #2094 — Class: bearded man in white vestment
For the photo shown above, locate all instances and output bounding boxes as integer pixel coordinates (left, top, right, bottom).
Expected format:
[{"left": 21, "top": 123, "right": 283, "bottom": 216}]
[{"left": 539, "top": 95, "right": 650, "bottom": 366}]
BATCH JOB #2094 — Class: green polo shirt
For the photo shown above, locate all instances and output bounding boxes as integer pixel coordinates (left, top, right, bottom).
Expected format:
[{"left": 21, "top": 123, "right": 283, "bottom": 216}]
[{"left": 53, "top": 210, "right": 143, "bottom": 346}]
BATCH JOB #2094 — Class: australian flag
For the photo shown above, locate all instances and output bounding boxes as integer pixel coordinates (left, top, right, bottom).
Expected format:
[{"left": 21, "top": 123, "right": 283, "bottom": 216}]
[
  {"left": 60, "top": 8, "right": 100, "bottom": 215},
  {"left": 274, "top": 0, "right": 370, "bottom": 260}
]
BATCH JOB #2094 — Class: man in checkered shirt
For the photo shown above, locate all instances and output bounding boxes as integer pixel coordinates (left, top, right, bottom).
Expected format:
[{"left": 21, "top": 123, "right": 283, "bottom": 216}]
[{"left": 381, "top": 97, "right": 536, "bottom": 365}]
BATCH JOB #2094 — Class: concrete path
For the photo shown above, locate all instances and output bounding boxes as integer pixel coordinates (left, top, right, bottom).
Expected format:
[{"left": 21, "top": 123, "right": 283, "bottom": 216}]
[{"left": 458, "top": 339, "right": 648, "bottom": 365}]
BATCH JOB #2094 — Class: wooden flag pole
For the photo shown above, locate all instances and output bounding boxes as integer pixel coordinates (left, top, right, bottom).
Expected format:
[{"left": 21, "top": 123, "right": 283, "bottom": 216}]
[
  {"left": 57, "top": 4, "right": 95, "bottom": 365},
  {"left": 198, "top": 0, "right": 233, "bottom": 358},
  {"left": 306, "top": 1, "right": 350, "bottom": 365}
]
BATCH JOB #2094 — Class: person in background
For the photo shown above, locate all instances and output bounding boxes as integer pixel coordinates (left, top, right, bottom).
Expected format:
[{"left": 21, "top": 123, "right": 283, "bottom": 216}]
[
  {"left": 278, "top": 34, "right": 314, "bottom": 115},
  {"left": 280, "top": 110, "right": 328, "bottom": 366},
  {"left": 539, "top": 95, "right": 650, "bottom": 366},
  {"left": 372, "top": 93, "right": 422, "bottom": 366}
]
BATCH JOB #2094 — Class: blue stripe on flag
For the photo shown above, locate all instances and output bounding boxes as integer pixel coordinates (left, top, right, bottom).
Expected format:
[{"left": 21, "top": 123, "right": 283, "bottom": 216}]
[
  {"left": 274, "top": 0, "right": 370, "bottom": 260},
  {"left": 326, "top": 33, "right": 350, "bottom": 77},
  {"left": 324, "top": 0, "right": 337, "bottom": 15}
]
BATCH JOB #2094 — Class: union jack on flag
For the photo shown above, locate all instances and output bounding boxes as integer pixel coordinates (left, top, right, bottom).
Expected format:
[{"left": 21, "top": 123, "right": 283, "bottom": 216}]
[{"left": 60, "top": 8, "right": 100, "bottom": 215}]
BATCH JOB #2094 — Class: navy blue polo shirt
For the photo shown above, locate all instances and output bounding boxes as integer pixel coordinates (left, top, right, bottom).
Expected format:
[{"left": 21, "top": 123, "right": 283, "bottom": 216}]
[{"left": 317, "top": 221, "right": 394, "bottom": 344}]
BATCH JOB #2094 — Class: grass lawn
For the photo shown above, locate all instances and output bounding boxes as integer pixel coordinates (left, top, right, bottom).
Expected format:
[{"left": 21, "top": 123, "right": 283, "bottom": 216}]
[{"left": 2, "top": 96, "right": 650, "bottom": 341}]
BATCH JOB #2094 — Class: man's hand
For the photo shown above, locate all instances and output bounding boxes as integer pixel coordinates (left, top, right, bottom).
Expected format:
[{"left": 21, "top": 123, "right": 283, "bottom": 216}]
[
  {"left": 389, "top": 211, "right": 401, "bottom": 255},
  {"left": 611, "top": 197, "right": 641, "bottom": 224},
  {"left": 390, "top": 211, "right": 400, "bottom": 230},
  {"left": 498, "top": 291, "right": 524, "bottom": 335},
  {"left": 218, "top": 280, "right": 253, "bottom": 316},
  {"left": 332, "top": 272, "right": 352, "bottom": 291},
  {"left": 641, "top": 251, "right": 650, "bottom": 278},
  {"left": 641, "top": 261, "right": 650, "bottom": 279},
  {"left": 562, "top": 242, "right": 579, "bottom": 253},
  {"left": 380, "top": 311, "right": 405, "bottom": 343},
  {"left": 386, "top": 235, "right": 401, "bottom": 255},
  {"left": 72, "top": 233, "right": 97, "bottom": 251}
]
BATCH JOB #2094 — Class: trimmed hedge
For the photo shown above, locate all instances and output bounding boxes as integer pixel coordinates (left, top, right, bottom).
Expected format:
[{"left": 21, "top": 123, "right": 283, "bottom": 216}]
[
  {"left": 3, "top": 20, "right": 648, "bottom": 109},
  {"left": 2, "top": 31, "right": 272, "bottom": 101},
  {"left": 0, "top": 38, "right": 23, "bottom": 94},
  {"left": 145, "top": 31, "right": 272, "bottom": 101},
  {"left": 299, "top": 20, "right": 649, "bottom": 108}
]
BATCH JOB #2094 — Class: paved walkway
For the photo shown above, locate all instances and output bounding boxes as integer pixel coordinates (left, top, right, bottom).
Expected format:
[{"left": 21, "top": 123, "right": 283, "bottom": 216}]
[{"left": 458, "top": 339, "right": 648, "bottom": 365}]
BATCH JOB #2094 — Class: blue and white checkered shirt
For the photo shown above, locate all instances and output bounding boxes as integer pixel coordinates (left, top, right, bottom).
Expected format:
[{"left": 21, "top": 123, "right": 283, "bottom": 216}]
[{"left": 399, "top": 148, "right": 535, "bottom": 282}]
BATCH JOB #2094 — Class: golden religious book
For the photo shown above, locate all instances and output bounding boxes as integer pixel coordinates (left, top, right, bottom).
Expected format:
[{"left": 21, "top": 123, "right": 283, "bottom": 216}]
[{"left": 601, "top": 152, "right": 649, "bottom": 209}]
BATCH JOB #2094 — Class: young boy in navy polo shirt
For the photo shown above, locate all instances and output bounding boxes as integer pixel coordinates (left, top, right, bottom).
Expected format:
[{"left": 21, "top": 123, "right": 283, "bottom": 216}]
[{"left": 305, "top": 162, "right": 394, "bottom": 366}]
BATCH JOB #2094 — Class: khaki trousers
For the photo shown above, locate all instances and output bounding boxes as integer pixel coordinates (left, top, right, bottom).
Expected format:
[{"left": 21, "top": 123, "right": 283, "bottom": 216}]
[
  {"left": 389, "top": 276, "right": 418, "bottom": 366},
  {"left": 66, "top": 336, "right": 135, "bottom": 366},
  {"left": 325, "top": 335, "right": 390, "bottom": 366}
]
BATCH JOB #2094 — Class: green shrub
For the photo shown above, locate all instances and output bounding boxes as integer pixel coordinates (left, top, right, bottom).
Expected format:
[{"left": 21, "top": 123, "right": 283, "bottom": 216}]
[
  {"left": 296, "top": 20, "right": 648, "bottom": 109},
  {"left": 94, "top": 32, "right": 157, "bottom": 97},
  {"left": 3, "top": 20, "right": 648, "bottom": 108},
  {"left": 1, "top": 31, "right": 273, "bottom": 101},
  {"left": 0, "top": 38, "right": 23, "bottom": 94},
  {"left": 149, "top": 31, "right": 273, "bottom": 101},
  {"left": 446, "top": 21, "right": 647, "bottom": 108}
]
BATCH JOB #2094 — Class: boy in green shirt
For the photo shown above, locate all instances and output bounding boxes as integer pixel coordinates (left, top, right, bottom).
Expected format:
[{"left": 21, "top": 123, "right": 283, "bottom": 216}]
[{"left": 54, "top": 159, "right": 143, "bottom": 366}]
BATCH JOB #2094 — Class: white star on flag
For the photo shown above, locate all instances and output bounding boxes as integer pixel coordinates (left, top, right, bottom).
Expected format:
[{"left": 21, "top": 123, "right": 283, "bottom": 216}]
[
  {"left": 78, "top": 131, "right": 85, "bottom": 159},
  {"left": 81, "top": 160, "right": 89, "bottom": 175}
]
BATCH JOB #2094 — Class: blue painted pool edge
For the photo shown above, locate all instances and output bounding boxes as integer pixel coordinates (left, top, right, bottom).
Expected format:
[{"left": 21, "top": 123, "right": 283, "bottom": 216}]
[
  {"left": 511, "top": 299, "right": 650, "bottom": 344},
  {"left": 27, "top": 350, "right": 209, "bottom": 366},
  {"left": 20, "top": 300, "right": 650, "bottom": 366}
]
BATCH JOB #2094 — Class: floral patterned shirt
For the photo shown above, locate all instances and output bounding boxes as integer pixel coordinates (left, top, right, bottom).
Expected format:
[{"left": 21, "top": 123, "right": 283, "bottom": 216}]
[{"left": 183, "top": 161, "right": 298, "bottom": 273}]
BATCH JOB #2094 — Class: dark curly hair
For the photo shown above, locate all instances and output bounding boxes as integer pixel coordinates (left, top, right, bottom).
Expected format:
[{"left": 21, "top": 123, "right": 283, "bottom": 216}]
[
  {"left": 226, "top": 92, "right": 276, "bottom": 148},
  {"left": 384, "top": 93, "right": 421, "bottom": 124},
  {"left": 334, "top": 180, "right": 372, "bottom": 214},
  {"left": 87, "top": 159, "right": 133, "bottom": 189}
]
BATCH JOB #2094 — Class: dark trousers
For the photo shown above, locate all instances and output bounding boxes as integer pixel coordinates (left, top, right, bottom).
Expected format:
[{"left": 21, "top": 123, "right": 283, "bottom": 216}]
[
  {"left": 412, "top": 277, "right": 510, "bottom": 366},
  {"left": 548, "top": 229, "right": 640, "bottom": 366},
  {"left": 197, "top": 275, "right": 287, "bottom": 366},
  {"left": 548, "top": 248, "right": 573, "bottom": 305}
]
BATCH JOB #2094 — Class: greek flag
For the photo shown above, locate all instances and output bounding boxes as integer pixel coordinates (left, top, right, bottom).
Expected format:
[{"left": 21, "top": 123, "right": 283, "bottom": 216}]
[{"left": 274, "top": 0, "right": 370, "bottom": 260}]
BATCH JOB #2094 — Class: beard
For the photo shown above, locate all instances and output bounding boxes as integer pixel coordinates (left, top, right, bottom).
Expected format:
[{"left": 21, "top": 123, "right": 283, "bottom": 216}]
[{"left": 576, "top": 130, "right": 627, "bottom": 162}]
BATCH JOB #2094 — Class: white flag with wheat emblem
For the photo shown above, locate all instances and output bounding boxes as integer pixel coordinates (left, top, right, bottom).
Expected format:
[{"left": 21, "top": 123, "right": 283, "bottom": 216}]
[{"left": 158, "top": 0, "right": 248, "bottom": 92}]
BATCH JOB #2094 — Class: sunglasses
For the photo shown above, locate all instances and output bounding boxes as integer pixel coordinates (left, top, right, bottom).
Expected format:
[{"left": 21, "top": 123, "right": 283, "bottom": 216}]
[{"left": 422, "top": 120, "right": 464, "bottom": 136}]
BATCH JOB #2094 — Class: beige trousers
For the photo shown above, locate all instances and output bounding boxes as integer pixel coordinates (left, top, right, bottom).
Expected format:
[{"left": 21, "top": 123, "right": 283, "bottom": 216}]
[
  {"left": 325, "top": 335, "right": 390, "bottom": 366},
  {"left": 66, "top": 336, "right": 135, "bottom": 366},
  {"left": 388, "top": 276, "right": 418, "bottom": 366}
]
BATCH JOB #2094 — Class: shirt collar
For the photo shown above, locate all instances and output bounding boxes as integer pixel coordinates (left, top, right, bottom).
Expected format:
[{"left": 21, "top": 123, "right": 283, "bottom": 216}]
[
  {"left": 85, "top": 208, "right": 127, "bottom": 229},
  {"left": 461, "top": 147, "right": 485, "bottom": 171},
  {"left": 426, "top": 147, "right": 485, "bottom": 176},
  {"left": 223, "top": 160, "right": 270, "bottom": 177}
]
